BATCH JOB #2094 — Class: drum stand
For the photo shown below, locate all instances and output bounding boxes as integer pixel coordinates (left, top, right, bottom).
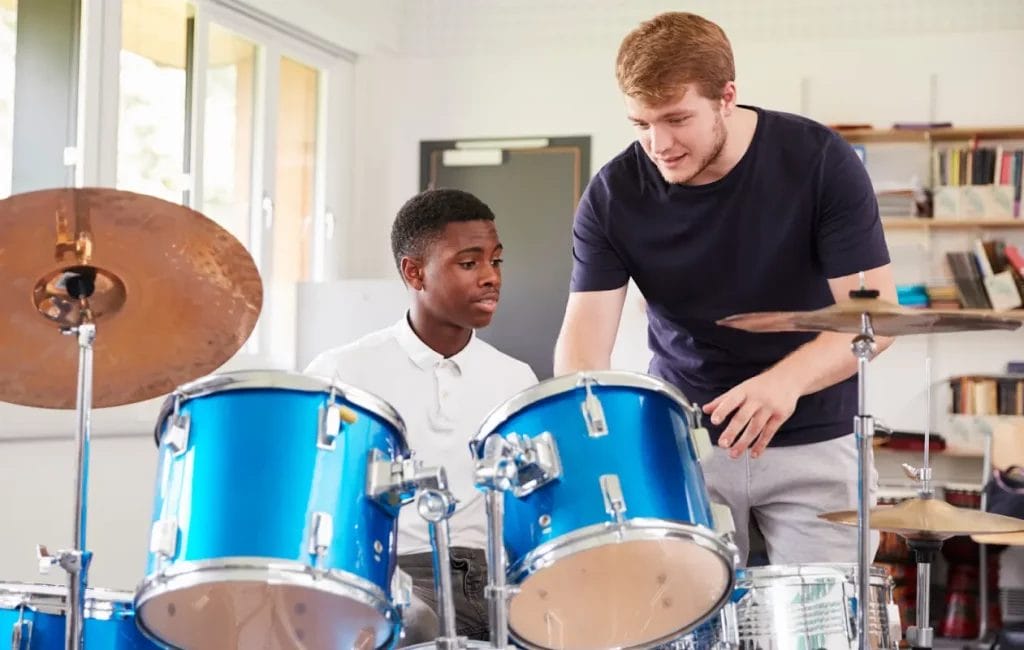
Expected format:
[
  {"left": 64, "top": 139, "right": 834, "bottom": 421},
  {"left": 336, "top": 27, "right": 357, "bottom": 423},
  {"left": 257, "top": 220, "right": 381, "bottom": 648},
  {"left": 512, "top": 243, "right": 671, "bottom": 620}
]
[
  {"left": 35, "top": 275, "right": 98, "bottom": 650},
  {"left": 851, "top": 287, "right": 880, "bottom": 650},
  {"left": 473, "top": 435, "right": 520, "bottom": 650},
  {"left": 418, "top": 484, "right": 466, "bottom": 650}
]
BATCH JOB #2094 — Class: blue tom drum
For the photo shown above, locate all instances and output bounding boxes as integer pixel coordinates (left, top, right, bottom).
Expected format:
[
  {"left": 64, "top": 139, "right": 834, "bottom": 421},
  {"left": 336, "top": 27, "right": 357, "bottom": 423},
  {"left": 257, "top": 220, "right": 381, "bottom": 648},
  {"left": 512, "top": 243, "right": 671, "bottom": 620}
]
[
  {"left": 135, "top": 370, "right": 410, "bottom": 649},
  {"left": 471, "top": 371, "right": 737, "bottom": 650}
]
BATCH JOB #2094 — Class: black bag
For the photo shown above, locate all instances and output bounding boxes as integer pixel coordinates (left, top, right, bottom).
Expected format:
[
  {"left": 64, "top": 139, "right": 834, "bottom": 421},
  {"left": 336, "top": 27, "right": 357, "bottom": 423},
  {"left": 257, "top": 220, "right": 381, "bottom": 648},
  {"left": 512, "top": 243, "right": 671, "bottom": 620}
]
[
  {"left": 986, "top": 465, "right": 1024, "bottom": 520},
  {"left": 995, "top": 621, "right": 1024, "bottom": 650}
]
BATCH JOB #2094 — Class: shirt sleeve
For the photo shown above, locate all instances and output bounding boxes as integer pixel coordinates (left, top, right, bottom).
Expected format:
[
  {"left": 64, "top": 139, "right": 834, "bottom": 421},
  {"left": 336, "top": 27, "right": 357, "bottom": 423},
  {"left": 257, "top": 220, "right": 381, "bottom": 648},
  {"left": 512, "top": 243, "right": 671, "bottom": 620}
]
[
  {"left": 815, "top": 135, "right": 891, "bottom": 279},
  {"left": 305, "top": 348, "right": 360, "bottom": 384},
  {"left": 569, "top": 185, "right": 630, "bottom": 292}
]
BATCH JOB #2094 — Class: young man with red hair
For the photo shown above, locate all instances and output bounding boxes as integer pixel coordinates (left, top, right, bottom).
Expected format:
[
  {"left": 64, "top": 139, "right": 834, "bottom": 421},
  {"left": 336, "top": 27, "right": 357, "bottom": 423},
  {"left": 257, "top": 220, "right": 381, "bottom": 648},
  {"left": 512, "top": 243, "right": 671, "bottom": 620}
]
[{"left": 554, "top": 12, "right": 896, "bottom": 566}]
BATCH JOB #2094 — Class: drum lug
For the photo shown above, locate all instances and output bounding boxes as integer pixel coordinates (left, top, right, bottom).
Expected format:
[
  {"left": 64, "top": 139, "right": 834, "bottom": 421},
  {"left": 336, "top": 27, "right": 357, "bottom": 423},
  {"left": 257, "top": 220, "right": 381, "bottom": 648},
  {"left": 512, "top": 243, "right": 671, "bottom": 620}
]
[
  {"left": 149, "top": 519, "right": 179, "bottom": 560},
  {"left": 507, "top": 432, "right": 562, "bottom": 498},
  {"left": 711, "top": 502, "right": 736, "bottom": 537},
  {"left": 580, "top": 377, "right": 608, "bottom": 437},
  {"left": 307, "top": 511, "right": 333, "bottom": 570},
  {"left": 599, "top": 474, "right": 627, "bottom": 523},
  {"left": 691, "top": 425, "right": 714, "bottom": 463},
  {"left": 162, "top": 394, "right": 190, "bottom": 456},
  {"left": 318, "top": 390, "right": 358, "bottom": 451},
  {"left": 843, "top": 579, "right": 858, "bottom": 643},
  {"left": 886, "top": 602, "right": 903, "bottom": 646},
  {"left": 391, "top": 568, "right": 413, "bottom": 613},
  {"left": 11, "top": 606, "right": 32, "bottom": 650}
]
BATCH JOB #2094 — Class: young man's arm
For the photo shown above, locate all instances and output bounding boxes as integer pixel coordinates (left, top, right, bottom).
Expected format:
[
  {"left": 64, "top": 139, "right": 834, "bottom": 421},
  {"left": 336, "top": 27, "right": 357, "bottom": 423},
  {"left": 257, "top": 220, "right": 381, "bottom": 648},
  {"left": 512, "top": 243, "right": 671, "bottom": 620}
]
[
  {"left": 705, "top": 264, "right": 896, "bottom": 458},
  {"left": 553, "top": 287, "right": 628, "bottom": 375}
]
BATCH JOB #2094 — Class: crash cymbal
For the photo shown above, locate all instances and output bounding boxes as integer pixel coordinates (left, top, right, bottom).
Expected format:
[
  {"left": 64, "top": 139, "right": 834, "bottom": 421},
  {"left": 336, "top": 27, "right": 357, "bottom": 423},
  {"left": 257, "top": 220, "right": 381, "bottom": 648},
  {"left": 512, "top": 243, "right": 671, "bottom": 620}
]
[
  {"left": 819, "top": 497, "right": 1024, "bottom": 541},
  {"left": 0, "top": 187, "right": 262, "bottom": 409},
  {"left": 717, "top": 296, "right": 1022, "bottom": 336}
]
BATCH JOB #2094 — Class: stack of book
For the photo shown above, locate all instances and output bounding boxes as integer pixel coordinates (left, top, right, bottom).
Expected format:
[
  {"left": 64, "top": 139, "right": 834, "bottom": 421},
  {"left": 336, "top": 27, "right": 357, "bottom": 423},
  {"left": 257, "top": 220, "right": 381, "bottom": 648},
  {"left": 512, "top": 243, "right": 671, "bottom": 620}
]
[
  {"left": 950, "top": 375, "right": 1024, "bottom": 416},
  {"left": 926, "top": 284, "right": 961, "bottom": 309},
  {"left": 945, "top": 239, "right": 1024, "bottom": 310}
]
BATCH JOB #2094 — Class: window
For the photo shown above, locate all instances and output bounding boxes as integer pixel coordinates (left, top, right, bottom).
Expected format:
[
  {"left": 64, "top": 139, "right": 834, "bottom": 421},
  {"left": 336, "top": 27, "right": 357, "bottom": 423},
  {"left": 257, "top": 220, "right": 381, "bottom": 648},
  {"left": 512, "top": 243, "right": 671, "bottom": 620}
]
[
  {"left": 0, "top": 0, "right": 16, "bottom": 198},
  {"left": 116, "top": 0, "right": 190, "bottom": 203},
  {"left": 274, "top": 56, "right": 319, "bottom": 283},
  {"left": 202, "top": 24, "right": 257, "bottom": 249}
]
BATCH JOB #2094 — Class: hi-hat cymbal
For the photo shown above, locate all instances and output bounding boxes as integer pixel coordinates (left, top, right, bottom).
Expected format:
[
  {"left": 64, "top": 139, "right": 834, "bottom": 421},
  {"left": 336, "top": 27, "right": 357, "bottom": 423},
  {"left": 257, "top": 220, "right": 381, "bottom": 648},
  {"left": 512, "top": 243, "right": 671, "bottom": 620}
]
[
  {"left": 717, "top": 296, "right": 1022, "bottom": 337},
  {"left": 819, "top": 497, "right": 1024, "bottom": 541},
  {"left": 0, "top": 187, "right": 262, "bottom": 409}
]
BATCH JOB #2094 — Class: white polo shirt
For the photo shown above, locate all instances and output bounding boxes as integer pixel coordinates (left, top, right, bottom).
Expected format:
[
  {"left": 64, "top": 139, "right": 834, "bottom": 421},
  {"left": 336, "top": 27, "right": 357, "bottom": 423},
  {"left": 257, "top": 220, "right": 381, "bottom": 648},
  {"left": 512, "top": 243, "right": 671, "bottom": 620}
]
[{"left": 304, "top": 315, "right": 538, "bottom": 555}]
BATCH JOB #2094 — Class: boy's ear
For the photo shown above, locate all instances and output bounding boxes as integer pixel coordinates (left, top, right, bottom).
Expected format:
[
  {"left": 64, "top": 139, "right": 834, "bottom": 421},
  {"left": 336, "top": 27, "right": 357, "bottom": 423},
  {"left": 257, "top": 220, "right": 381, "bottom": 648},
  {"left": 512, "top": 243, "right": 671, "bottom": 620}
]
[{"left": 400, "top": 256, "right": 425, "bottom": 290}]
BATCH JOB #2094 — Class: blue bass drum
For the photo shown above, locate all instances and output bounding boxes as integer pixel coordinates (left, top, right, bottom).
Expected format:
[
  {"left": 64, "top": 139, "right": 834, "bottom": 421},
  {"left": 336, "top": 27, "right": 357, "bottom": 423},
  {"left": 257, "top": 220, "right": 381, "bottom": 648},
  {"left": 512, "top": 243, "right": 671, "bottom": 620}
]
[
  {"left": 471, "top": 371, "right": 737, "bottom": 650},
  {"left": 136, "top": 370, "right": 410, "bottom": 650},
  {"left": 0, "top": 583, "right": 160, "bottom": 649}
]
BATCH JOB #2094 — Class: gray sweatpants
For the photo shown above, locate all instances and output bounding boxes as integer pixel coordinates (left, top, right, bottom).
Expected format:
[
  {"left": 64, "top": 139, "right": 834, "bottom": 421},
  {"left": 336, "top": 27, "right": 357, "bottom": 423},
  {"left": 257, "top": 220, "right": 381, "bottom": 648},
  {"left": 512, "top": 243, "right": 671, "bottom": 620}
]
[{"left": 703, "top": 433, "right": 880, "bottom": 567}]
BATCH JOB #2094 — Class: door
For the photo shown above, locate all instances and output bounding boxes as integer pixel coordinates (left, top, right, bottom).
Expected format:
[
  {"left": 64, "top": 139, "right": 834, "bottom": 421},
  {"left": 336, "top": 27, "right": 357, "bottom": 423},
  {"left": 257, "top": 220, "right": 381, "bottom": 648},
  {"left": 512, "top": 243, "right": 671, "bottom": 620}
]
[{"left": 421, "top": 137, "right": 590, "bottom": 380}]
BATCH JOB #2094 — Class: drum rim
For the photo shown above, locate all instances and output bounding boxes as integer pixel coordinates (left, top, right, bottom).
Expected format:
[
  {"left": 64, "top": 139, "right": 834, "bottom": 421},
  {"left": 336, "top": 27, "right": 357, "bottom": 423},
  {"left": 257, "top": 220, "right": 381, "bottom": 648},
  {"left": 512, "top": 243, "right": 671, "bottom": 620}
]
[
  {"left": 506, "top": 518, "right": 737, "bottom": 650},
  {"left": 469, "top": 370, "right": 698, "bottom": 457},
  {"left": 134, "top": 557, "right": 400, "bottom": 648},
  {"left": 736, "top": 562, "right": 891, "bottom": 585},
  {"left": 152, "top": 369, "right": 409, "bottom": 450},
  {"left": 0, "top": 582, "right": 134, "bottom": 619}
]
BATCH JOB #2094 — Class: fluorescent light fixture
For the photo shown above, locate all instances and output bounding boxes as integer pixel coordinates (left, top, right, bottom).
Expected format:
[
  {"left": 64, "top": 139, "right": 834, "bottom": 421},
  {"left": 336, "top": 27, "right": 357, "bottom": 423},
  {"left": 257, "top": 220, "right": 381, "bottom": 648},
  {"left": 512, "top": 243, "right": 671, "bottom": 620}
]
[
  {"left": 455, "top": 138, "right": 549, "bottom": 150},
  {"left": 442, "top": 149, "right": 504, "bottom": 167}
]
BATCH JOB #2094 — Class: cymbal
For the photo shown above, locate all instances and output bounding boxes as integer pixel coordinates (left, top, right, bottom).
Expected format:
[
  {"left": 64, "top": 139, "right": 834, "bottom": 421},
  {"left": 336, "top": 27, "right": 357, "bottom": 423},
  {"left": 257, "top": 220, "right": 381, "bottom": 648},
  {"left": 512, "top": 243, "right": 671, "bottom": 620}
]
[
  {"left": 819, "top": 497, "right": 1024, "bottom": 541},
  {"left": 717, "top": 296, "right": 1022, "bottom": 337},
  {"left": 972, "top": 531, "right": 1024, "bottom": 546},
  {"left": 0, "top": 187, "right": 262, "bottom": 409}
]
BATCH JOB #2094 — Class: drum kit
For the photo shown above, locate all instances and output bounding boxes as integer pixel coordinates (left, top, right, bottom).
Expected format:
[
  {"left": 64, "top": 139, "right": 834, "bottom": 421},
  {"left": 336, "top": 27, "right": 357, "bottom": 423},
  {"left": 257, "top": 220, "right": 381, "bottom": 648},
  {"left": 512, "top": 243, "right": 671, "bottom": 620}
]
[{"left": 2, "top": 185, "right": 1024, "bottom": 650}]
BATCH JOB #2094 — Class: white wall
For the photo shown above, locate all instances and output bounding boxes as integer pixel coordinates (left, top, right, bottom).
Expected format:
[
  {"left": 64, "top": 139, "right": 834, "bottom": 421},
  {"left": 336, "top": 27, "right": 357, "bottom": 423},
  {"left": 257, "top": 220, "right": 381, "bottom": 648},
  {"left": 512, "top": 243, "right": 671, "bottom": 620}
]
[{"left": 236, "top": 0, "right": 401, "bottom": 55}]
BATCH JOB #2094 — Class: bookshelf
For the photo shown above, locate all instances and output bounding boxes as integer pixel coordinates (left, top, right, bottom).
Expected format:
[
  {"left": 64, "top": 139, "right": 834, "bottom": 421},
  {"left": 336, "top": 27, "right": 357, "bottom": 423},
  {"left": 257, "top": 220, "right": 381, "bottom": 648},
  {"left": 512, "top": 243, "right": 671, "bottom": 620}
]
[
  {"left": 882, "top": 218, "right": 1024, "bottom": 231},
  {"left": 839, "top": 125, "right": 1024, "bottom": 313},
  {"left": 840, "top": 126, "right": 1024, "bottom": 144}
]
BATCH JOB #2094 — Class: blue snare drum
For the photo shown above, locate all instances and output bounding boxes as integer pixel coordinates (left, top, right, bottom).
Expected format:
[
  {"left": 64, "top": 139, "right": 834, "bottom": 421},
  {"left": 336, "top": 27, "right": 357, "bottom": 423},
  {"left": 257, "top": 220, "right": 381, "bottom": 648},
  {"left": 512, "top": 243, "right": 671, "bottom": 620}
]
[
  {"left": 136, "top": 370, "right": 410, "bottom": 650},
  {"left": 471, "top": 371, "right": 737, "bottom": 650},
  {"left": 0, "top": 583, "right": 159, "bottom": 649}
]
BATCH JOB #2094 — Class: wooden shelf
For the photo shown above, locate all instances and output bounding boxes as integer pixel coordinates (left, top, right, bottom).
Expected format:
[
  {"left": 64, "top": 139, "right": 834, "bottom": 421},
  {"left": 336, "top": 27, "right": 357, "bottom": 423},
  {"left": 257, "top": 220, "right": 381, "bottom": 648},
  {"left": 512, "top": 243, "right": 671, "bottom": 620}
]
[
  {"left": 882, "top": 218, "right": 1024, "bottom": 230},
  {"left": 839, "top": 126, "right": 1024, "bottom": 144},
  {"left": 875, "top": 444, "right": 983, "bottom": 459}
]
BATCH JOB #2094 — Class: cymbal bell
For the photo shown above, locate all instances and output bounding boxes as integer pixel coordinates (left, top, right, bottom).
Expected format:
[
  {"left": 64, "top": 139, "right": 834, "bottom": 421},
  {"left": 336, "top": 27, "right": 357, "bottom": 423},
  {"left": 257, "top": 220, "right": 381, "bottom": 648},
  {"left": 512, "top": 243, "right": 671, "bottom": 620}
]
[
  {"left": 717, "top": 296, "right": 1022, "bottom": 337},
  {"left": 0, "top": 187, "right": 262, "bottom": 409},
  {"left": 819, "top": 497, "right": 1024, "bottom": 541}
]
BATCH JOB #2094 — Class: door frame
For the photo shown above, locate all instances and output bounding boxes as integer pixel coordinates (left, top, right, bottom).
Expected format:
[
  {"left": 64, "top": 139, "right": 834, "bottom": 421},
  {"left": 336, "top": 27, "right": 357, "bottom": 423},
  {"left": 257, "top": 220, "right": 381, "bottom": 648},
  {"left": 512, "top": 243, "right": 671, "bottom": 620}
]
[{"left": 419, "top": 136, "right": 590, "bottom": 213}]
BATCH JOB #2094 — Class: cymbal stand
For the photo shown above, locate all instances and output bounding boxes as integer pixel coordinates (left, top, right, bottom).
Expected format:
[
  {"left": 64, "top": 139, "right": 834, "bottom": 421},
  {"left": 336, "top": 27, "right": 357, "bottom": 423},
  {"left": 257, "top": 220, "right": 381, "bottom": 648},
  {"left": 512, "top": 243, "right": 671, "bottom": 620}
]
[
  {"left": 904, "top": 538, "right": 942, "bottom": 650},
  {"left": 36, "top": 272, "right": 98, "bottom": 650},
  {"left": 900, "top": 357, "right": 937, "bottom": 650},
  {"left": 897, "top": 356, "right": 937, "bottom": 650},
  {"left": 851, "top": 284, "right": 879, "bottom": 650}
]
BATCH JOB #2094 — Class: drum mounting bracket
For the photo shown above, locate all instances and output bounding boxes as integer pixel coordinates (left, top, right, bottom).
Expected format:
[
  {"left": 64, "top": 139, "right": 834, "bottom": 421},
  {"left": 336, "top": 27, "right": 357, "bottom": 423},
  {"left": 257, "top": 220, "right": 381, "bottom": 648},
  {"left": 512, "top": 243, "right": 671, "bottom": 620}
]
[{"left": 367, "top": 449, "right": 450, "bottom": 509}]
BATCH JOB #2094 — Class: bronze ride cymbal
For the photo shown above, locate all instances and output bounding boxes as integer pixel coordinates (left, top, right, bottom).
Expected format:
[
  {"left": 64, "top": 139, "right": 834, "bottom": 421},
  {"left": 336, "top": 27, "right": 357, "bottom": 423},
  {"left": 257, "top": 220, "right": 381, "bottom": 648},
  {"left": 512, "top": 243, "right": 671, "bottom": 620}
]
[
  {"left": 819, "top": 497, "right": 1024, "bottom": 541},
  {"left": 0, "top": 187, "right": 262, "bottom": 409},
  {"left": 717, "top": 296, "right": 1022, "bottom": 337}
]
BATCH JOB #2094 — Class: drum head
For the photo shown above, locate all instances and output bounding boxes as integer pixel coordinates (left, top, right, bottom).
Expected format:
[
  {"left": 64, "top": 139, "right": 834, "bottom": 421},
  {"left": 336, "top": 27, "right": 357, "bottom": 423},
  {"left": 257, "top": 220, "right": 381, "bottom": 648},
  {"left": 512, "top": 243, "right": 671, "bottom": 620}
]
[
  {"left": 508, "top": 537, "right": 731, "bottom": 650},
  {"left": 138, "top": 581, "right": 394, "bottom": 650}
]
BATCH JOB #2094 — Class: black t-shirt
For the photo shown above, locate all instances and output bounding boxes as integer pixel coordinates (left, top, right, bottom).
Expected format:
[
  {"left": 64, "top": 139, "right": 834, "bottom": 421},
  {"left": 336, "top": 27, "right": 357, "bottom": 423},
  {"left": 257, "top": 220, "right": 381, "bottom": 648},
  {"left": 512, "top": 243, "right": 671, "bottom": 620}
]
[{"left": 569, "top": 105, "right": 891, "bottom": 446}]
